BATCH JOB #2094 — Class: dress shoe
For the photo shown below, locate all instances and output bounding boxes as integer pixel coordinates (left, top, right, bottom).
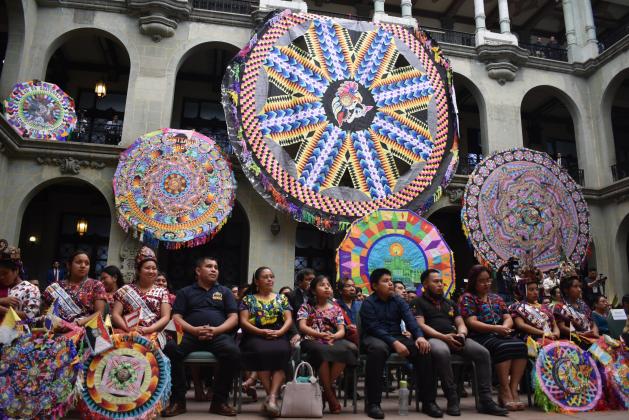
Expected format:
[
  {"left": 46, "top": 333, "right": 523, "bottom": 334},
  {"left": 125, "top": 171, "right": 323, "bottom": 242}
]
[
  {"left": 478, "top": 400, "right": 509, "bottom": 416},
  {"left": 209, "top": 402, "right": 237, "bottom": 416},
  {"left": 422, "top": 401, "right": 444, "bottom": 418},
  {"left": 446, "top": 398, "right": 461, "bottom": 416},
  {"left": 366, "top": 403, "right": 385, "bottom": 419},
  {"left": 161, "top": 400, "right": 187, "bottom": 417}
]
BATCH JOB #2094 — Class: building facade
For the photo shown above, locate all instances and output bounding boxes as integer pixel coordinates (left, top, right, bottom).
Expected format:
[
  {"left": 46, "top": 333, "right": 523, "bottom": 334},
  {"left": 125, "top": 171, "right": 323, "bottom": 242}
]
[{"left": 0, "top": 0, "right": 628, "bottom": 298}]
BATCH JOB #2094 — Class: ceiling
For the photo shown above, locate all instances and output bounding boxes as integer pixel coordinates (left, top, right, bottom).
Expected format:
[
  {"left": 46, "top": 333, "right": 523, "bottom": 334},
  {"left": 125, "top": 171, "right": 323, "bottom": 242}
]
[{"left": 307, "top": 0, "right": 629, "bottom": 42}]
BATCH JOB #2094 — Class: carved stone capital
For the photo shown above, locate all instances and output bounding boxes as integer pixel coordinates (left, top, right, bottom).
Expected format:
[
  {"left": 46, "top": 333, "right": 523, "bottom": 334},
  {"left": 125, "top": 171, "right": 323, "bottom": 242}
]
[
  {"left": 127, "top": 0, "right": 190, "bottom": 41},
  {"left": 36, "top": 156, "right": 106, "bottom": 174},
  {"left": 476, "top": 44, "right": 529, "bottom": 84},
  {"left": 446, "top": 187, "right": 464, "bottom": 204}
]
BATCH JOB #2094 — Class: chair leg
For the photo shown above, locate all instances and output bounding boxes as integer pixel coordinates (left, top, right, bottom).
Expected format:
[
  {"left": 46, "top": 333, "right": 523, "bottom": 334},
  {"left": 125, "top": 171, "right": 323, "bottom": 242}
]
[
  {"left": 471, "top": 362, "right": 480, "bottom": 411},
  {"left": 353, "top": 364, "right": 358, "bottom": 414}
]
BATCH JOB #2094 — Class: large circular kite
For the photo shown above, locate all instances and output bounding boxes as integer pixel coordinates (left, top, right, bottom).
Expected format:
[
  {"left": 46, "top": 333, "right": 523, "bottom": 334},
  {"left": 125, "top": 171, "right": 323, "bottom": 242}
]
[
  {"left": 337, "top": 209, "right": 454, "bottom": 294},
  {"left": 0, "top": 333, "right": 81, "bottom": 419},
  {"left": 113, "top": 128, "right": 236, "bottom": 249},
  {"left": 81, "top": 334, "right": 171, "bottom": 419},
  {"left": 533, "top": 341, "right": 602, "bottom": 412},
  {"left": 461, "top": 148, "right": 590, "bottom": 272},
  {"left": 223, "top": 10, "right": 458, "bottom": 232},
  {"left": 3, "top": 80, "right": 77, "bottom": 141}
]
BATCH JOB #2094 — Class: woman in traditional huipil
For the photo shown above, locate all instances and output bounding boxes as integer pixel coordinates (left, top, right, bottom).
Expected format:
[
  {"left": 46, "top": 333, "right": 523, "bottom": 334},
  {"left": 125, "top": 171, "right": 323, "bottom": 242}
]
[
  {"left": 239, "top": 267, "right": 292, "bottom": 417},
  {"left": 0, "top": 244, "right": 40, "bottom": 321},
  {"left": 43, "top": 250, "right": 107, "bottom": 325},
  {"left": 111, "top": 247, "right": 171, "bottom": 341},
  {"left": 553, "top": 264, "right": 598, "bottom": 341},
  {"left": 510, "top": 267, "right": 559, "bottom": 341},
  {"left": 459, "top": 265, "right": 528, "bottom": 411}
]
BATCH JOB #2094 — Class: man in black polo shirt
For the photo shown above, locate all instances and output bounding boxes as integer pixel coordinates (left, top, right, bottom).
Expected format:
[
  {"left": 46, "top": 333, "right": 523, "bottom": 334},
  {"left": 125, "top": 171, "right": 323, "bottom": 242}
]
[
  {"left": 162, "top": 257, "right": 240, "bottom": 417},
  {"left": 411, "top": 269, "right": 507, "bottom": 417},
  {"left": 360, "top": 268, "right": 441, "bottom": 419}
]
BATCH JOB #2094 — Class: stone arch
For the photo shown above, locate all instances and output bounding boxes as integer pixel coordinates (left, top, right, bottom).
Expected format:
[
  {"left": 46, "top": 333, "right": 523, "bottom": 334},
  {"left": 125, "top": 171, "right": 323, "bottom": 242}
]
[
  {"left": 172, "top": 40, "right": 241, "bottom": 77},
  {"left": 17, "top": 176, "right": 113, "bottom": 281},
  {"left": 42, "top": 27, "right": 133, "bottom": 81},
  {"left": 520, "top": 84, "right": 583, "bottom": 182},
  {"left": 43, "top": 28, "right": 132, "bottom": 144},
  {"left": 615, "top": 211, "right": 629, "bottom": 297},
  {"left": 158, "top": 199, "right": 251, "bottom": 289},
  {"left": 453, "top": 73, "right": 487, "bottom": 172},
  {"left": 601, "top": 68, "right": 629, "bottom": 180},
  {"left": 0, "top": 0, "right": 26, "bottom": 98}
]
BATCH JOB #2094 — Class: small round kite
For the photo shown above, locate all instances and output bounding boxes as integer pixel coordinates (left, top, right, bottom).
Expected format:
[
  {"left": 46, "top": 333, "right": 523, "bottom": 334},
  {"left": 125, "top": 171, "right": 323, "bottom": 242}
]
[
  {"left": 113, "top": 128, "right": 236, "bottom": 249},
  {"left": 461, "top": 148, "right": 590, "bottom": 272},
  {"left": 223, "top": 10, "right": 458, "bottom": 232},
  {"left": 0, "top": 333, "right": 81, "bottom": 419},
  {"left": 337, "top": 209, "right": 454, "bottom": 294},
  {"left": 533, "top": 341, "right": 602, "bottom": 412},
  {"left": 3, "top": 80, "right": 77, "bottom": 141},
  {"left": 81, "top": 334, "right": 171, "bottom": 419}
]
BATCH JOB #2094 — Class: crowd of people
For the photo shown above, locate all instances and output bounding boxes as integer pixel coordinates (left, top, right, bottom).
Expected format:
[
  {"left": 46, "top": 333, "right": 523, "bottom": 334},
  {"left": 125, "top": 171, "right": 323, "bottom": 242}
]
[{"left": 0, "top": 241, "right": 628, "bottom": 419}]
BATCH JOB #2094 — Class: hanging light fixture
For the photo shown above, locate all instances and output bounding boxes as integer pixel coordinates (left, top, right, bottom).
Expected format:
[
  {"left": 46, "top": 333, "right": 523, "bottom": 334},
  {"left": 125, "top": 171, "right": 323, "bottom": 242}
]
[
  {"left": 76, "top": 218, "right": 89, "bottom": 236},
  {"left": 94, "top": 80, "right": 107, "bottom": 98}
]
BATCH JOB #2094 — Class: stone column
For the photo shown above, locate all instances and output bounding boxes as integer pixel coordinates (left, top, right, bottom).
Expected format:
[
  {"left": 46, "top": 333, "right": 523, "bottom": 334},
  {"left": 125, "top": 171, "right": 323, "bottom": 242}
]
[
  {"left": 498, "top": 0, "right": 511, "bottom": 34},
  {"left": 374, "top": 0, "right": 385, "bottom": 15},
  {"left": 401, "top": 0, "right": 413, "bottom": 19},
  {"left": 473, "top": 0, "right": 486, "bottom": 33},
  {"left": 562, "top": 0, "right": 598, "bottom": 62}
]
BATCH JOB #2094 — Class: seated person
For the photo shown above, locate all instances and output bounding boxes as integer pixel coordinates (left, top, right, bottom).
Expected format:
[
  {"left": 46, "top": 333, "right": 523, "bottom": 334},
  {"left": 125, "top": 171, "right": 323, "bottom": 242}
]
[
  {"left": 591, "top": 294, "right": 610, "bottom": 336},
  {"left": 239, "top": 267, "right": 292, "bottom": 417},
  {"left": 0, "top": 244, "right": 40, "bottom": 321},
  {"left": 162, "top": 257, "right": 240, "bottom": 417},
  {"left": 297, "top": 275, "right": 358, "bottom": 413},
  {"left": 413, "top": 269, "right": 507, "bottom": 417},
  {"left": 553, "top": 268, "right": 599, "bottom": 341},
  {"left": 111, "top": 247, "right": 171, "bottom": 342},
  {"left": 509, "top": 267, "right": 559, "bottom": 340},
  {"left": 360, "top": 268, "right": 440, "bottom": 419},
  {"left": 459, "top": 266, "right": 528, "bottom": 411}
]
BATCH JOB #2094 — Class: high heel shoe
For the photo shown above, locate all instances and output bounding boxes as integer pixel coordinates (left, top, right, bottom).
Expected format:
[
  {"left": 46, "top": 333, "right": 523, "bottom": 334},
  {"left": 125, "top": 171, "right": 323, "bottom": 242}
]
[{"left": 324, "top": 388, "right": 341, "bottom": 414}]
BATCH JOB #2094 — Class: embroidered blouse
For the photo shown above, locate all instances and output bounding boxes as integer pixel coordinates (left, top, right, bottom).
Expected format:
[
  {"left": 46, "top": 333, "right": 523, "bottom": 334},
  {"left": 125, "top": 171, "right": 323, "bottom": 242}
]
[
  {"left": 552, "top": 299, "right": 593, "bottom": 332},
  {"left": 240, "top": 293, "right": 291, "bottom": 330},
  {"left": 43, "top": 278, "right": 107, "bottom": 320},
  {"left": 7, "top": 280, "right": 41, "bottom": 319},
  {"left": 113, "top": 284, "right": 170, "bottom": 327},
  {"left": 509, "top": 301, "right": 555, "bottom": 337},
  {"left": 458, "top": 292, "right": 508, "bottom": 329},
  {"left": 297, "top": 301, "right": 345, "bottom": 343}
]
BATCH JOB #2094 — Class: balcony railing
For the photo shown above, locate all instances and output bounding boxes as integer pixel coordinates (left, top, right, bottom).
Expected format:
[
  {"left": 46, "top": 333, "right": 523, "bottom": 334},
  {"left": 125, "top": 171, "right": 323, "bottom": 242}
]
[
  {"left": 520, "top": 42, "right": 569, "bottom": 62},
  {"left": 192, "top": 0, "right": 255, "bottom": 14},
  {"left": 424, "top": 27, "right": 475, "bottom": 47},
  {"left": 612, "top": 163, "right": 629, "bottom": 182},
  {"left": 69, "top": 119, "right": 122, "bottom": 145}
]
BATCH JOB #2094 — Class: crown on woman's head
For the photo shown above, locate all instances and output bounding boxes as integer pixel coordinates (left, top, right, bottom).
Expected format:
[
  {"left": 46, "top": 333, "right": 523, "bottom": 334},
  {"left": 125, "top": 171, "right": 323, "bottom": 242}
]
[{"left": 135, "top": 246, "right": 157, "bottom": 268}]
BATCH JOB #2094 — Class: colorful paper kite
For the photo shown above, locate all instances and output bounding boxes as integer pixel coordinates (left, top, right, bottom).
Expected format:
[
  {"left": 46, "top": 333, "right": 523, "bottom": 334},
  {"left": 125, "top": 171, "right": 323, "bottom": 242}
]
[
  {"left": 533, "top": 341, "right": 602, "bottom": 412},
  {"left": 113, "top": 128, "right": 236, "bottom": 249},
  {"left": 3, "top": 80, "right": 77, "bottom": 141},
  {"left": 337, "top": 209, "right": 455, "bottom": 295},
  {"left": 0, "top": 332, "right": 81, "bottom": 419},
  {"left": 461, "top": 148, "right": 590, "bottom": 272},
  {"left": 80, "top": 334, "right": 171, "bottom": 419},
  {"left": 222, "top": 10, "right": 458, "bottom": 232}
]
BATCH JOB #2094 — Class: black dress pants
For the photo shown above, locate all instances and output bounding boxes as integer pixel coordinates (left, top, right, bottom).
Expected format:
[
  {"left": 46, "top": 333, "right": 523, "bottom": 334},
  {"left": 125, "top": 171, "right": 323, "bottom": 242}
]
[
  {"left": 362, "top": 335, "right": 436, "bottom": 405},
  {"left": 163, "top": 334, "right": 240, "bottom": 404}
]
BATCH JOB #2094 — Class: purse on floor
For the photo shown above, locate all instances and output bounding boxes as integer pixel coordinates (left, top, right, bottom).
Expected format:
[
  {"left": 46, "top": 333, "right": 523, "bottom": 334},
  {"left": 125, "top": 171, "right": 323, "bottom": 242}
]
[{"left": 280, "top": 361, "right": 323, "bottom": 418}]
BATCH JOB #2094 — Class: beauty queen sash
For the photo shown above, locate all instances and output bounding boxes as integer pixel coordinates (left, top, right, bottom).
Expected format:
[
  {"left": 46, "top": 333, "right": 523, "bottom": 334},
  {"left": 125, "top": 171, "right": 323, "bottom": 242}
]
[
  {"left": 514, "top": 303, "right": 551, "bottom": 333},
  {"left": 46, "top": 282, "right": 83, "bottom": 321},
  {"left": 117, "top": 286, "right": 158, "bottom": 326}
]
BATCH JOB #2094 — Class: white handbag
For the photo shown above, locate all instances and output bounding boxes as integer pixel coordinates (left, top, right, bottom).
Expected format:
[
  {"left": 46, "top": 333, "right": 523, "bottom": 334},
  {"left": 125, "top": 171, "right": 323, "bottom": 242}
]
[{"left": 280, "top": 361, "right": 323, "bottom": 418}]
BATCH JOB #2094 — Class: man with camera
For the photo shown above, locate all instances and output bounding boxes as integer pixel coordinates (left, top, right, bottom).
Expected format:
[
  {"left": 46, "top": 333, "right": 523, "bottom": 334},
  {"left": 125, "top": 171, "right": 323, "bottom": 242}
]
[
  {"left": 584, "top": 268, "right": 607, "bottom": 305},
  {"left": 412, "top": 269, "right": 507, "bottom": 417}
]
